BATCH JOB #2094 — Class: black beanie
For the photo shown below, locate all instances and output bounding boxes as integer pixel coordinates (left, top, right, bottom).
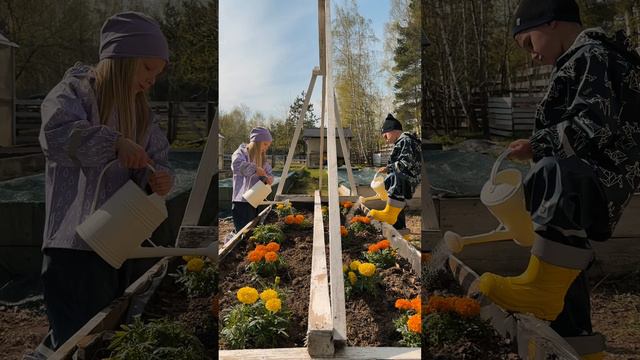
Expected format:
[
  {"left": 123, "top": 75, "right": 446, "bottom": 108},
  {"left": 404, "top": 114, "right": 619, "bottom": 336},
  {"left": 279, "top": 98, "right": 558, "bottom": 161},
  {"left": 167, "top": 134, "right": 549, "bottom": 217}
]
[
  {"left": 381, "top": 113, "right": 402, "bottom": 133},
  {"left": 512, "top": 0, "right": 581, "bottom": 38}
]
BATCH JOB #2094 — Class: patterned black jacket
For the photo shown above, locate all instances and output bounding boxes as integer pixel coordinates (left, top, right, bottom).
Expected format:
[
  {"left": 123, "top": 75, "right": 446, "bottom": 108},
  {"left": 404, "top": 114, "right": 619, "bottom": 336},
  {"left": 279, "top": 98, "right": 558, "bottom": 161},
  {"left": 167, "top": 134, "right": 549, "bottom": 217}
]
[
  {"left": 386, "top": 132, "right": 422, "bottom": 188},
  {"left": 530, "top": 28, "right": 640, "bottom": 234}
]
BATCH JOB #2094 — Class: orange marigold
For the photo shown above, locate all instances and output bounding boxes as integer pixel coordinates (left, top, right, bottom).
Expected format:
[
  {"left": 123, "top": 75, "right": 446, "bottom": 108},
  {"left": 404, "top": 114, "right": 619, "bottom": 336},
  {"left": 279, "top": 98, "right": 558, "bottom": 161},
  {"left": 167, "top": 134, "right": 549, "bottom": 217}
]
[
  {"left": 453, "top": 297, "right": 480, "bottom": 318},
  {"left": 266, "top": 242, "right": 280, "bottom": 252},
  {"left": 407, "top": 313, "right": 421, "bottom": 333},
  {"left": 425, "top": 295, "right": 452, "bottom": 314},
  {"left": 255, "top": 244, "right": 267, "bottom": 252},
  {"left": 340, "top": 225, "right": 348, "bottom": 237},
  {"left": 264, "top": 251, "right": 278, "bottom": 263},
  {"left": 395, "top": 298, "right": 412, "bottom": 311},
  {"left": 411, "top": 296, "right": 422, "bottom": 313},
  {"left": 341, "top": 201, "right": 353, "bottom": 209},
  {"left": 295, "top": 214, "right": 304, "bottom": 224},
  {"left": 368, "top": 244, "right": 380, "bottom": 253},
  {"left": 247, "top": 250, "right": 263, "bottom": 263},
  {"left": 377, "top": 239, "right": 391, "bottom": 249},
  {"left": 350, "top": 216, "right": 371, "bottom": 224},
  {"left": 284, "top": 215, "right": 295, "bottom": 224}
]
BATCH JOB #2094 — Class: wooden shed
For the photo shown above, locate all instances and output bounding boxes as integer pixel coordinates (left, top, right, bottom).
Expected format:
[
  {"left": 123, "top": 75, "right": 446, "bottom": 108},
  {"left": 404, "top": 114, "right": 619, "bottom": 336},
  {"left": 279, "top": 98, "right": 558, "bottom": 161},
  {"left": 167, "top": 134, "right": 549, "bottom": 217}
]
[{"left": 303, "top": 128, "right": 352, "bottom": 167}]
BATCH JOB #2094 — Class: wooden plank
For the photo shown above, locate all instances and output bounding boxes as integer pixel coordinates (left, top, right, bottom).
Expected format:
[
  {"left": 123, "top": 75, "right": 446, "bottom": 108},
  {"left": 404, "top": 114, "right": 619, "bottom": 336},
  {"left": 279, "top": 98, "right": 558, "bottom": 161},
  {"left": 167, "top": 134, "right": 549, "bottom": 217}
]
[
  {"left": 318, "top": 0, "right": 326, "bottom": 75},
  {"left": 178, "top": 109, "right": 218, "bottom": 230},
  {"left": 307, "top": 190, "right": 334, "bottom": 357},
  {"left": 276, "top": 68, "right": 319, "bottom": 196},
  {"left": 334, "top": 91, "right": 357, "bottom": 195},
  {"left": 219, "top": 347, "right": 421, "bottom": 360},
  {"left": 323, "top": 0, "right": 347, "bottom": 343},
  {"left": 319, "top": 75, "right": 326, "bottom": 190}
]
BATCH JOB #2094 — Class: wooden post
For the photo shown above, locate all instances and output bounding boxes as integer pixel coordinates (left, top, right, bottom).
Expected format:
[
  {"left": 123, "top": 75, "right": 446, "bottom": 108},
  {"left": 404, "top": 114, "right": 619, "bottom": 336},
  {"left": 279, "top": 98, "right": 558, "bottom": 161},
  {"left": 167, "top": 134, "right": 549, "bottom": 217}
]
[
  {"left": 322, "top": 0, "right": 347, "bottom": 344},
  {"left": 276, "top": 67, "right": 319, "bottom": 196},
  {"left": 333, "top": 90, "right": 357, "bottom": 195},
  {"left": 307, "top": 190, "right": 334, "bottom": 357},
  {"left": 319, "top": 75, "right": 326, "bottom": 191}
]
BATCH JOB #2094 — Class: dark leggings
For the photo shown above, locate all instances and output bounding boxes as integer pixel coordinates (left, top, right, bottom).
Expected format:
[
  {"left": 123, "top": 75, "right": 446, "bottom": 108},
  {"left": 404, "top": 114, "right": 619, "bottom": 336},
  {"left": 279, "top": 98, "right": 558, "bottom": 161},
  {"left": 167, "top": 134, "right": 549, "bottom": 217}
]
[
  {"left": 232, "top": 201, "right": 258, "bottom": 232},
  {"left": 42, "top": 248, "right": 134, "bottom": 349}
]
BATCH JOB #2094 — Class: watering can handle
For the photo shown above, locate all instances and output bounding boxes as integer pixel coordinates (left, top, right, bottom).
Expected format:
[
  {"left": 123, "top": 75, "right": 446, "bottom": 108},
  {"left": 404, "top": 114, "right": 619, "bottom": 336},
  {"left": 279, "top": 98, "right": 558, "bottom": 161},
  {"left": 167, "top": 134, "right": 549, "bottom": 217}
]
[
  {"left": 88, "top": 160, "right": 157, "bottom": 214},
  {"left": 490, "top": 149, "right": 513, "bottom": 185}
]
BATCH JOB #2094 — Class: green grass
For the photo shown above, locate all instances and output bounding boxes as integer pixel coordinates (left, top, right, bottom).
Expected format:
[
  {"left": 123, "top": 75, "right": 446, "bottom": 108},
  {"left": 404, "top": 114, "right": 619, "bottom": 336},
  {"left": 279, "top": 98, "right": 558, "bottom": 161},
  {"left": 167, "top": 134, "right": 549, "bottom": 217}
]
[{"left": 276, "top": 165, "right": 328, "bottom": 196}]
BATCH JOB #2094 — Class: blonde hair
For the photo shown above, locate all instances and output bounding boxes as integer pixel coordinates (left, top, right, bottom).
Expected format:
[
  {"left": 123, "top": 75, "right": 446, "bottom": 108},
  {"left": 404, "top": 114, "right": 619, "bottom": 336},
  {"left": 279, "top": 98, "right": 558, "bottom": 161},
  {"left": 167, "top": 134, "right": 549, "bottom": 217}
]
[
  {"left": 247, "top": 141, "right": 266, "bottom": 168},
  {"left": 94, "top": 58, "right": 150, "bottom": 144}
]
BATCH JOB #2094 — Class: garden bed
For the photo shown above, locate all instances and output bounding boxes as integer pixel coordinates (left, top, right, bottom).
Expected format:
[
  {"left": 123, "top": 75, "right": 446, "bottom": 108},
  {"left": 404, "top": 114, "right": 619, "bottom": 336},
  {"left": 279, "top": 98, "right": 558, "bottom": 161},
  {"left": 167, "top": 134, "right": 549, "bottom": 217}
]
[{"left": 218, "top": 205, "right": 315, "bottom": 349}]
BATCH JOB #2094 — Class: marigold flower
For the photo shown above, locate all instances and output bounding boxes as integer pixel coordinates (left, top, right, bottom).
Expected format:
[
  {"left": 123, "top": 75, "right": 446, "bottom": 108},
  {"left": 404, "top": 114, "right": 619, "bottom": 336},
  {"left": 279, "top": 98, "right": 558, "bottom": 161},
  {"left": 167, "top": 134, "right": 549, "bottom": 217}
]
[
  {"left": 348, "top": 271, "right": 357, "bottom": 285},
  {"left": 425, "top": 295, "right": 452, "bottom": 314},
  {"left": 411, "top": 296, "right": 422, "bottom": 313},
  {"left": 255, "top": 244, "right": 267, "bottom": 252},
  {"left": 266, "top": 242, "right": 280, "bottom": 252},
  {"left": 368, "top": 244, "right": 380, "bottom": 253},
  {"left": 186, "top": 258, "right": 205, "bottom": 272},
  {"left": 349, "top": 260, "right": 362, "bottom": 271},
  {"left": 264, "top": 251, "right": 278, "bottom": 263},
  {"left": 237, "top": 287, "right": 259, "bottom": 304},
  {"left": 247, "top": 250, "right": 263, "bottom": 263},
  {"left": 340, "top": 226, "right": 348, "bottom": 237},
  {"left": 182, "top": 255, "right": 195, "bottom": 262},
  {"left": 295, "top": 214, "right": 304, "bottom": 224},
  {"left": 395, "top": 298, "right": 412, "bottom": 311},
  {"left": 343, "top": 264, "right": 349, "bottom": 273},
  {"left": 284, "top": 215, "right": 295, "bottom": 224},
  {"left": 377, "top": 239, "right": 391, "bottom": 249},
  {"left": 341, "top": 201, "right": 353, "bottom": 209},
  {"left": 276, "top": 204, "right": 284, "bottom": 210},
  {"left": 265, "top": 298, "right": 282, "bottom": 313},
  {"left": 454, "top": 297, "right": 480, "bottom": 318},
  {"left": 407, "top": 313, "right": 421, "bottom": 333},
  {"left": 260, "top": 288, "right": 279, "bottom": 302},
  {"left": 358, "top": 262, "right": 376, "bottom": 277}
]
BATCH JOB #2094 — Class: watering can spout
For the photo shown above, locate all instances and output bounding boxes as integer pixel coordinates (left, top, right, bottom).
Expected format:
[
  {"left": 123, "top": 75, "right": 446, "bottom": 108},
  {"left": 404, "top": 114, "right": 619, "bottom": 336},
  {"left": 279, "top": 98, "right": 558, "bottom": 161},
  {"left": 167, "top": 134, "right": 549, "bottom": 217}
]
[{"left": 129, "top": 242, "right": 217, "bottom": 261}]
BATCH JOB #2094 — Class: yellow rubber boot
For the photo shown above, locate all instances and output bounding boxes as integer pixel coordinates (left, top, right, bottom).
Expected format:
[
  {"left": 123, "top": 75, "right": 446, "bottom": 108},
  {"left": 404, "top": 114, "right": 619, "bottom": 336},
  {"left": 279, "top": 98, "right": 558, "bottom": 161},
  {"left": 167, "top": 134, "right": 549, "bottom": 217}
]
[
  {"left": 581, "top": 352, "right": 604, "bottom": 360},
  {"left": 478, "top": 255, "right": 580, "bottom": 321},
  {"left": 369, "top": 201, "right": 403, "bottom": 225}
]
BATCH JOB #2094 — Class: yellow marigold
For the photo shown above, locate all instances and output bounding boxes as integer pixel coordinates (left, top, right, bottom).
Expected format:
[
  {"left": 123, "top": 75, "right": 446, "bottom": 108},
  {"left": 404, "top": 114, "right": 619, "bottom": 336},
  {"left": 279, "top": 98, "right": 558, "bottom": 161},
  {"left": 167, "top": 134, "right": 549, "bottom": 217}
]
[
  {"left": 348, "top": 271, "right": 357, "bottom": 285},
  {"left": 237, "top": 287, "right": 259, "bottom": 304},
  {"left": 358, "top": 262, "right": 376, "bottom": 277},
  {"left": 276, "top": 203, "right": 284, "bottom": 210},
  {"left": 349, "top": 260, "right": 362, "bottom": 271},
  {"left": 260, "top": 288, "right": 279, "bottom": 302},
  {"left": 343, "top": 264, "right": 349, "bottom": 273},
  {"left": 407, "top": 313, "right": 421, "bottom": 333},
  {"left": 265, "top": 298, "right": 282, "bottom": 313},
  {"left": 266, "top": 242, "right": 280, "bottom": 252},
  {"left": 186, "top": 258, "right": 205, "bottom": 272},
  {"left": 368, "top": 243, "right": 380, "bottom": 253},
  {"left": 411, "top": 296, "right": 422, "bottom": 313},
  {"left": 264, "top": 251, "right": 278, "bottom": 263},
  {"left": 395, "top": 298, "right": 412, "bottom": 311},
  {"left": 247, "top": 250, "right": 263, "bottom": 263},
  {"left": 182, "top": 255, "right": 195, "bottom": 262},
  {"left": 454, "top": 297, "right": 480, "bottom": 318},
  {"left": 377, "top": 239, "right": 391, "bottom": 250}
]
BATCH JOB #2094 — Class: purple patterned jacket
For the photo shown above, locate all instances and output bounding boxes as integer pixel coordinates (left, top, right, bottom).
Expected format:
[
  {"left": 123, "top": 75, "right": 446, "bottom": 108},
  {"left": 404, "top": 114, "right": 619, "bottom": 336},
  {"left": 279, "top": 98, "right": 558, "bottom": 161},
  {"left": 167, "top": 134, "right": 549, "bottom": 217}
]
[{"left": 39, "top": 63, "right": 172, "bottom": 250}]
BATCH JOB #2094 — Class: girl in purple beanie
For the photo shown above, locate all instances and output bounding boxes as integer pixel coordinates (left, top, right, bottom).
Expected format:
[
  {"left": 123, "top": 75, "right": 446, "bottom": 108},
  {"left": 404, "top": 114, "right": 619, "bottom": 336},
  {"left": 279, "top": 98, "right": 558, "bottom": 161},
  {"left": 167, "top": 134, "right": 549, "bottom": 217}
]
[
  {"left": 34, "top": 12, "right": 174, "bottom": 352},
  {"left": 231, "top": 127, "right": 274, "bottom": 231}
]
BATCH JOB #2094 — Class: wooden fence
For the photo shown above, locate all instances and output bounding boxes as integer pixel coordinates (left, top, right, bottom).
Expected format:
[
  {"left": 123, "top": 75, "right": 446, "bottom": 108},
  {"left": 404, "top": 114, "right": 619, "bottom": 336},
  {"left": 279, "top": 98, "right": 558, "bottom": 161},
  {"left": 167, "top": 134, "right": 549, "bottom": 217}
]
[
  {"left": 488, "top": 96, "right": 539, "bottom": 137},
  {"left": 14, "top": 100, "right": 215, "bottom": 145}
]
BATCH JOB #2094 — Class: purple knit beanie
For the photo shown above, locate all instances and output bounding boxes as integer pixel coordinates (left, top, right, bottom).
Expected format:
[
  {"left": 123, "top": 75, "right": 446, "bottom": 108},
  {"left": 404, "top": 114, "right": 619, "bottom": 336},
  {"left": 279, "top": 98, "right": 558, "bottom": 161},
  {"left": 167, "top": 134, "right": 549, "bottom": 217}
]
[
  {"left": 99, "top": 11, "right": 169, "bottom": 62},
  {"left": 250, "top": 127, "right": 273, "bottom": 143}
]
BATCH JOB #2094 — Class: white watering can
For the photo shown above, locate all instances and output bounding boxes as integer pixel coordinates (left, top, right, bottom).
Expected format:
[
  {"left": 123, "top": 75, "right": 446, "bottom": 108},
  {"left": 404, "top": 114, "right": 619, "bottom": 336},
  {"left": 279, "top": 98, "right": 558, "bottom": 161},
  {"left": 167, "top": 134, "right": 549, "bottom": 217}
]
[
  {"left": 444, "top": 149, "right": 535, "bottom": 253},
  {"left": 76, "top": 160, "right": 216, "bottom": 269},
  {"left": 242, "top": 177, "right": 289, "bottom": 208},
  {"left": 358, "top": 171, "right": 388, "bottom": 204}
]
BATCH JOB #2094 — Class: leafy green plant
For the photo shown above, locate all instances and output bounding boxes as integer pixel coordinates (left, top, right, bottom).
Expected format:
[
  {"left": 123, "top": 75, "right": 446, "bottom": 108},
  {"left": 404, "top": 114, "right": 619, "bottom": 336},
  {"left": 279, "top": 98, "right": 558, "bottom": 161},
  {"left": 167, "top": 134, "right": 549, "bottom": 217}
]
[
  {"left": 364, "top": 239, "right": 397, "bottom": 269},
  {"left": 273, "top": 201, "right": 295, "bottom": 218},
  {"left": 172, "top": 257, "right": 217, "bottom": 297},
  {"left": 108, "top": 317, "right": 205, "bottom": 360},
  {"left": 220, "top": 286, "right": 290, "bottom": 349},
  {"left": 250, "top": 224, "right": 285, "bottom": 244},
  {"left": 343, "top": 260, "right": 380, "bottom": 298},
  {"left": 393, "top": 297, "right": 422, "bottom": 347}
]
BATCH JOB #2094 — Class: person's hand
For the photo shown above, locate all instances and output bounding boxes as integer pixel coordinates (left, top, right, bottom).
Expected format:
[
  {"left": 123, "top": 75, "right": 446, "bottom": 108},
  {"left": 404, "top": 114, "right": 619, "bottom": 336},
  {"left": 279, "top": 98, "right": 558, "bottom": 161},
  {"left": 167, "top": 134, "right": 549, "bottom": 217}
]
[
  {"left": 256, "top": 167, "right": 267, "bottom": 177},
  {"left": 507, "top": 139, "right": 533, "bottom": 160},
  {"left": 116, "top": 136, "right": 150, "bottom": 169},
  {"left": 266, "top": 176, "right": 274, "bottom": 185},
  {"left": 377, "top": 167, "right": 387, "bottom": 174},
  {"left": 149, "top": 170, "right": 172, "bottom": 196}
]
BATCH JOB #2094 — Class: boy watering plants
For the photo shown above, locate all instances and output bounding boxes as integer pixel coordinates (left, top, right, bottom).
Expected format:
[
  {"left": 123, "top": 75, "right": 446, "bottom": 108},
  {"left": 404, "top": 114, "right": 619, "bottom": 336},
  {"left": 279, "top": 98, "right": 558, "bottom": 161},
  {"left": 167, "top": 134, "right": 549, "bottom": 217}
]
[
  {"left": 477, "top": 0, "right": 640, "bottom": 358},
  {"left": 369, "top": 114, "right": 421, "bottom": 228}
]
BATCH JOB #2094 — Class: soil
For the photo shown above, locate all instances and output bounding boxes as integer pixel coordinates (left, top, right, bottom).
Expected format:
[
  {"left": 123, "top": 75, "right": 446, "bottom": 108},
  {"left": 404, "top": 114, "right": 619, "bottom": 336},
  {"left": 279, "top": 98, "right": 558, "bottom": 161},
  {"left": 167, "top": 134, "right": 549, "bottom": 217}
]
[
  {"left": 218, "top": 217, "right": 235, "bottom": 249},
  {"left": 0, "top": 303, "right": 48, "bottom": 360},
  {"left": 218, "top": 210, "right": 314, "bottom": 349}
]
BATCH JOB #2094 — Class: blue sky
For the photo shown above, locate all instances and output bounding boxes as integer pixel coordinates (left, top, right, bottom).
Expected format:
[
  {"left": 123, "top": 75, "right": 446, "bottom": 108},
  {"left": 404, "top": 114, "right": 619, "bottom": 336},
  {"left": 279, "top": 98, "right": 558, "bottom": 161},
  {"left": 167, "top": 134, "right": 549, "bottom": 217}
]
[{"left": 219, "top": 0, "right": 392, "bottom": 121}]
